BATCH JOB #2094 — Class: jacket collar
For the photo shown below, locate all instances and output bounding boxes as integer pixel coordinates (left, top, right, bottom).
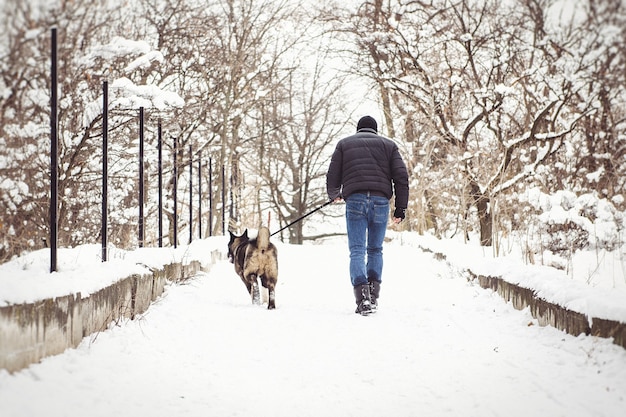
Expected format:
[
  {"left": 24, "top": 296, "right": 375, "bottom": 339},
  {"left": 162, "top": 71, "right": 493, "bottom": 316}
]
[{"left": 357, "top": 128, "right": 377, "bottom": 134}]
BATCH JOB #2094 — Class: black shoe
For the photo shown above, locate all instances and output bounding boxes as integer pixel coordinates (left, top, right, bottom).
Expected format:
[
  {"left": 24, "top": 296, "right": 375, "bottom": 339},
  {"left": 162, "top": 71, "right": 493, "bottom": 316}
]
[
  {"left": 369, "top": 279, "right": 380, "bottom": 311},
  {"left": 354, "top": 284, "right": 373, "bottom": 316},
  {"left": 355, "top": 299, "right": 372, "bottom": 315}
]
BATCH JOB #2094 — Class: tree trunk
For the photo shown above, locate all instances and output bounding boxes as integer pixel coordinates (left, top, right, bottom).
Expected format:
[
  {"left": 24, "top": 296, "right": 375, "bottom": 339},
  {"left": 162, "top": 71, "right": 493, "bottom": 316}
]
[
  {"left": 289, "top": 222, "right": 303, "bottom": 245},
  {"left": 470, "top": 181, "right": 493, "bottom": 246},
  {"left": 478, "top": 204, "right": 493, "bottom": 247}
]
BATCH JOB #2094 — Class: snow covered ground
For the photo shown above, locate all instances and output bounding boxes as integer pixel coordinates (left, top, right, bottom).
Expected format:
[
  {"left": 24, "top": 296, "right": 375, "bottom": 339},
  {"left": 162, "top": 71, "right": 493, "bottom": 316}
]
[{"left": 1, "top": 235, "right": 625, "bottom": 417}]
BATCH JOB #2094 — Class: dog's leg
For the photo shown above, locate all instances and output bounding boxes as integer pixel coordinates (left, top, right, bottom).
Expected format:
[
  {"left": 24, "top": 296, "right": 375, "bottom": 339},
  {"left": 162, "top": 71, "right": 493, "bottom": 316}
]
[
  {"left": 259, "top": 275, "right": 269, "bottom": 305},
  {"left": 261, "top": 277, "right": 276, "bottom": 310},
  {"left": 251, "top": 282, "right": 260, "bottom": 305},
  {"left": 267, "top": 285, "right": 276, "bottom": 310},
  {"left": 249, "top": 274, "right": 260, "bottom": 305},
  {"left": 258, "top": 275, "right": 276, "bottom": 310},
  {"left": 243, "top": 276, "right": 253, "bottom": 296}
]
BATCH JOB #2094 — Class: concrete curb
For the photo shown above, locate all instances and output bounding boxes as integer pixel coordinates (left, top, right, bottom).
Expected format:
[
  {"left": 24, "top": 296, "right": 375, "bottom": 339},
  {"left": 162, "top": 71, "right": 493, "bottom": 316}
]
[
  {"left": 418, "top": 245, "right": 626, "bottom": 350},
  {"left": 0, "top": 250, "right": 221, "bottom": 373}
]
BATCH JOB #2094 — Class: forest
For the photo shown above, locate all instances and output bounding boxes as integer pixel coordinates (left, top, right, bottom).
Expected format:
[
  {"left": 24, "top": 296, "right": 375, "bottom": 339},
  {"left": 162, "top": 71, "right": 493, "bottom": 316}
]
[{"left": 0, "top": 0, "right": 624, "bottom": 267}]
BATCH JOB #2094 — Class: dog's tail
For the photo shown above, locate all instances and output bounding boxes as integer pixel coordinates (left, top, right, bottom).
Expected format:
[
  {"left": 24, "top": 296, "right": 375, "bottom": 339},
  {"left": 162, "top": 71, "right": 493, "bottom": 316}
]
[{"left": 257, "top": 226, "right": 270, "bottom": 251}]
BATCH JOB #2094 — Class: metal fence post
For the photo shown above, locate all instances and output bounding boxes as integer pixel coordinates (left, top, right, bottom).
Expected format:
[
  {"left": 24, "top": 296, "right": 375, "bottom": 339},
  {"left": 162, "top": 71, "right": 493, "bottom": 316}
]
[
  {"left": 208, "top": 157, "right": 213, "bottom": 236},
  {"left": 157, "top": 120, "right": 163, "bottom": 247},
  {"left": 50, "top": 28, "right": 58, "bottom": 273},
  {"left": 222, "top": 164, "right": 226, "bottom": 235},
  {"left": 138, "top": 107, "right": 145, "bottom": 247},
  {"left": 173, "top": 136, "right": 178, "bottom": 248},
  {"left": 102, "top": 80, "right": 108, "bottom": 261},
  {"left": 188, "top": 144, "right": 193, "bottom": 244},
  {"left": 198, "top": 152, "right": 202, "bottom": 239}
]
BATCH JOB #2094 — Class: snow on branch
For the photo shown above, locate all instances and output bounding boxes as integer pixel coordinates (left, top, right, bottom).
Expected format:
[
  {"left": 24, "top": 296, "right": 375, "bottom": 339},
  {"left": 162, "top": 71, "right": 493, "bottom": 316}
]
[
  {"left": 124, "top": 51, "right": 164, "bottom": 73},
  {"left": 80, "top": 36, "right": 164, "bottom": 75},
  {"left": 490, "top": 105, "right": 594, "bottom": 196},
  {"left": 84, "top": 37, "right": 153, "bottom": 63},
  {"left": 82, "top": 78, "right": 184, "bottom": 127},
  {"left": 110, "top": 77, "right": 184, "bottom": 110}
]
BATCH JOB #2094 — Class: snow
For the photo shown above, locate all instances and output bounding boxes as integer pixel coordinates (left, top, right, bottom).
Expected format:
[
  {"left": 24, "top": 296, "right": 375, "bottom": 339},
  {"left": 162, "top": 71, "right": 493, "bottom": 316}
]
[
  {"left": 0, "top": 242, "right": 218, "bottom": 307},
  {"left": 124, "top": 50, "right": 164, "bottom": 73},
  {"left": 393, "top": 232, "right": 626, "bottom": 321},
  {"left": 1, "top": 233, "right": 626, "bottom": 416},
  {"left": 86, "top": 36, "right": 153, "bottom": 62},
  {"left": 111, "top": 77, "right": 185, "bottom": 109},
  {"left": 78, "top": 36, "right": 184, "bottom": 128}
]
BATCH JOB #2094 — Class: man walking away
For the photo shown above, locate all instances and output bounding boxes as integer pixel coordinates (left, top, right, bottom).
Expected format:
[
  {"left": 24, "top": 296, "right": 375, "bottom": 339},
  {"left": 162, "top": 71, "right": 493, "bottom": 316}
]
[{"left": 326, "top": 115, "right": 409, "bottom": 315}]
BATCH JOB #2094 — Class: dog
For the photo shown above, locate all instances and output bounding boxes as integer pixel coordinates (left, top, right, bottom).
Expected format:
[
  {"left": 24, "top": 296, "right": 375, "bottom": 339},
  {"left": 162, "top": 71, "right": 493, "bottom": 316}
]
[{"left": 227, "top": 226, "right": 278, "bottom": 309}]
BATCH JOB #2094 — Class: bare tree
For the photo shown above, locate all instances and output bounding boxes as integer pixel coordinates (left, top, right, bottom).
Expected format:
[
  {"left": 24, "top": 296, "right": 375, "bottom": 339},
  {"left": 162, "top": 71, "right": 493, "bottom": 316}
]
[
  {"left": 248, "top": 47, "right": 349, "bottom": 243},
  {"left": 188, "top": 0, "right": 309, "bottom": 234},
  {"left": 325, "top": 0, "right": 625, "bottom": 246},
  {"left": 0, "top": 1, "right": 131, "bottom": 259}
]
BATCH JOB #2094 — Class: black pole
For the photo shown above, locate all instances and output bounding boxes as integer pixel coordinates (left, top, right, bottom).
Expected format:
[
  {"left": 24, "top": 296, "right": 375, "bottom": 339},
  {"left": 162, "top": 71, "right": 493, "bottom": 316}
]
[
  {"left": 198, "top": 153, "right": 202, "bottom": 239},
  {"left": 157, "top": 120, "right": 163, "bottom": 247},
  {"left": 102, "top": 80, "right": 108, "bottom": 261},
  {"left": 188, "top": 144, "right": 193, "bottom": 245},
  {"left": 50, "top": 28, "right": 58, "bottom": 273},
  {"left": 221, "top": 164, "right": 226, "bottom": 234},
  {"left": 208, "top": 157, "right": 213, "bottom": 237},
  {"left": 138, "top": 107, "right": 144, "bottom": 248},
  {"left": 173, "top": 136, "right": 178, "bottom": 248}
]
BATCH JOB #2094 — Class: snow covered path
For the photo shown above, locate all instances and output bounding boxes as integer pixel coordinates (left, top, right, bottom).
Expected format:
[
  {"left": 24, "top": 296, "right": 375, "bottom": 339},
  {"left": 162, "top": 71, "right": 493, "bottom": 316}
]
[{"left": 1, "top": 240, "right": 625, "bottom": 417}]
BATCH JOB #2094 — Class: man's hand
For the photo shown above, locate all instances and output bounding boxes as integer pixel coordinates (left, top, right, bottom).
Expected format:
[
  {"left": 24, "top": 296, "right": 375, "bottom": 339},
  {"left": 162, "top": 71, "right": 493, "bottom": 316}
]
[{"left": 393, "top": 207, "right": 406, "bottom": 223}]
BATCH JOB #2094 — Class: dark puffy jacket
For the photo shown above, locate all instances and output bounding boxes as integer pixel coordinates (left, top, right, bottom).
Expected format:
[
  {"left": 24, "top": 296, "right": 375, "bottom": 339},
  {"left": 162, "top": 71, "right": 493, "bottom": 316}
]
[{"left": 326, "top": 128, "right": 409, "bottom": 209}]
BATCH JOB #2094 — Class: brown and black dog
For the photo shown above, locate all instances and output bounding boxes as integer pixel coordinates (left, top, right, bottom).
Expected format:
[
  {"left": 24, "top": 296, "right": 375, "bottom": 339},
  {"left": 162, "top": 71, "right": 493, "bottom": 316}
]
[{"left": 227, "top": 226, "right": 278, "bottom": 309}]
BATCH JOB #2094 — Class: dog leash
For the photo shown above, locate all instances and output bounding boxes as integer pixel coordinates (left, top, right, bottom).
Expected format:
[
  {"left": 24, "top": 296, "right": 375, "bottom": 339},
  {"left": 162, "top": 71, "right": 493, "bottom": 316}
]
[{"left": 270, "top": 200, "right": 333, "bottom": 237}]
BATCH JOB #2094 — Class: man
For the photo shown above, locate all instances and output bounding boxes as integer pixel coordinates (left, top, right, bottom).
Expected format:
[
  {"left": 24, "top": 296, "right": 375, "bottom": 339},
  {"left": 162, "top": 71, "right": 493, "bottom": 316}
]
[{"left": 326, "top": 115, "right": 409, "bottom": 315}]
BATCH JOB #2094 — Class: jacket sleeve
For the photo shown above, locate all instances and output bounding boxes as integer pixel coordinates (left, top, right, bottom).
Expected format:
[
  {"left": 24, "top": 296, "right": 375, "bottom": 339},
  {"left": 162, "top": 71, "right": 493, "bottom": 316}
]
[
  {"left": 326, "top": 143, "right": 343, "bottom": 200},
  {"left": 390, "top": 146, "right": 409, "bottom": 209}
]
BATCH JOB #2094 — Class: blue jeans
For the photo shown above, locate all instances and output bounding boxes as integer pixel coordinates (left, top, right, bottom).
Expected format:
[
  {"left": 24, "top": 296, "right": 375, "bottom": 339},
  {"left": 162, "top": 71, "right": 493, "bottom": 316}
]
[{"left": 345, "top": 193, "right": 389, "bottom": 287}]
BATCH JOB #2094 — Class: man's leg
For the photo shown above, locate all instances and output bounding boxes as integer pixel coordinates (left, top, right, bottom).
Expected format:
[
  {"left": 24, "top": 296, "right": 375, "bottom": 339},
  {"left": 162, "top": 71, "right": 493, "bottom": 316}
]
[
  {"left": 346, "top": 195, "right": 368, "bottom": 287},
  {"left": 365, "top": 196, "right": 389, "bottom": 281},
  {"left": 346, "top": 194, "right": 372, "bottom": 314},
  {"left": 366, "top": 196, "right": 389, "bottom": 309}
]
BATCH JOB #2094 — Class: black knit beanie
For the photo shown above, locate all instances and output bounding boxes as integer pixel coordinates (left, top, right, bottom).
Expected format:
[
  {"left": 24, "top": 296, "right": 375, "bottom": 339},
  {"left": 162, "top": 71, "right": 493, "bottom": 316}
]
[{"left": 357, "top": 115, "right": 377, "bottom": 133}]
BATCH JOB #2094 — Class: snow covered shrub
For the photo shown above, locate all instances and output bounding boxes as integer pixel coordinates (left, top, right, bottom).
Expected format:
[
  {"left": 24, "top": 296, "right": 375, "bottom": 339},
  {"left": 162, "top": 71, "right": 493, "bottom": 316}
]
[
  {"left": 543, "top": 220, "right": 589, "bottom": 256},
  {"left": 520, "top": 188, "right": 624, "bottom": 258}
]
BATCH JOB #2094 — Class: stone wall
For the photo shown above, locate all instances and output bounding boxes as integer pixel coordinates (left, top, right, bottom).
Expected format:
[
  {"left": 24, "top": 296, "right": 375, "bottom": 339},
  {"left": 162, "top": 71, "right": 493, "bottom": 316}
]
[{"left": 0, "top": 252, "right": 220, "bottom": 373}]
